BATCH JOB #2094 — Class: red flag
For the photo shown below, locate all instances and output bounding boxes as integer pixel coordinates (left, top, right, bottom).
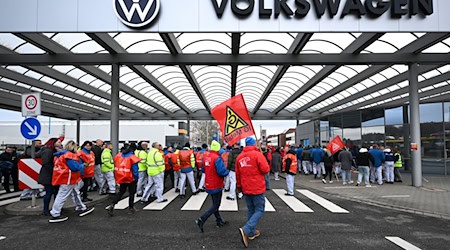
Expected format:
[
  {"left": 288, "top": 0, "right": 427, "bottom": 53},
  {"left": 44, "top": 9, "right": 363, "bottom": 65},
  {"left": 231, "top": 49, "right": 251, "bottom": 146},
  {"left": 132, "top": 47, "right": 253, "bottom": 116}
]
[
  {"left": 211, "top": 94, "right": 255, "bottom": 145},
  {"left": 327, "top": 136, "right": 345, "bottom": 155}
]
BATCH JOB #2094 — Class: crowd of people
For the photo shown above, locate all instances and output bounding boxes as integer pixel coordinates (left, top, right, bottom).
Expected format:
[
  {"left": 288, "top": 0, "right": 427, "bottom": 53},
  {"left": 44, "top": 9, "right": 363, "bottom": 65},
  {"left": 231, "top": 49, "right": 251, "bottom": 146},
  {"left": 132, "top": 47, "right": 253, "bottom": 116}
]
[{"left": 0, "top": 136, "right": 404, "bottom": 247}]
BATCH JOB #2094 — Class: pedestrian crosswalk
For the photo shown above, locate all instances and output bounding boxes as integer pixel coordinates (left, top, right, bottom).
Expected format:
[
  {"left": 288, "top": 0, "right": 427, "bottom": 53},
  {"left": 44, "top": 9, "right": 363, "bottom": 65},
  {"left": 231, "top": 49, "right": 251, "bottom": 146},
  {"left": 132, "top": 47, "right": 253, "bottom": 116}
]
[
  {"left": 113, "top": 188, "right": 349, "bottom": 214},
  {"left": 0, "top": 191, "right": 22, "bottom": 207}
]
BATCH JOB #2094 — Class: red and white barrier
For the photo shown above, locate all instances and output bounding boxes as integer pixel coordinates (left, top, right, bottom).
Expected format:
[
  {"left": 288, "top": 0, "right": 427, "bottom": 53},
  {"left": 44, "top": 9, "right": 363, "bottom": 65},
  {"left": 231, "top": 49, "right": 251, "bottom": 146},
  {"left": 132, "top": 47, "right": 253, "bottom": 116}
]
[{"left": 19, "top": 159, "right": 43, "bottom": 190}]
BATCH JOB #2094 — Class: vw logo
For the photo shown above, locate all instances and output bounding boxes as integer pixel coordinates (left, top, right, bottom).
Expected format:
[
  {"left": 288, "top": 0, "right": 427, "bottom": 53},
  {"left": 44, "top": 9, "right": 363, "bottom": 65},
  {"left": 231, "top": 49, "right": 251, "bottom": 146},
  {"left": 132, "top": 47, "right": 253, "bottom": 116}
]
[{"left": 113, "top": 0, "right": 160, "bottom": 28}]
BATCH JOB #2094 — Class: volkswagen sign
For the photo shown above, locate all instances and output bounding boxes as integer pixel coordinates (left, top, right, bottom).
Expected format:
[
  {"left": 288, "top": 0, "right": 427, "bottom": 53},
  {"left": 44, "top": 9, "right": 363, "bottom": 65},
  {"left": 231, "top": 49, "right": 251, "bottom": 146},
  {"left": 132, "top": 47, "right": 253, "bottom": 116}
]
[{"left": 113, "top": 0, "right": 160, "bottom": 28}]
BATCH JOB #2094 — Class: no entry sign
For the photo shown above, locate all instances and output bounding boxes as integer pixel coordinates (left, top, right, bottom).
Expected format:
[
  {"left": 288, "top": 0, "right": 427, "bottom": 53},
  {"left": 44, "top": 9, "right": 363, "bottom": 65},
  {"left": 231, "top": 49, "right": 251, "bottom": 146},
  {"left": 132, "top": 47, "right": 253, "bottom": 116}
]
[{"left": 22, "top": 93, "right": 41, "bottom": 117}]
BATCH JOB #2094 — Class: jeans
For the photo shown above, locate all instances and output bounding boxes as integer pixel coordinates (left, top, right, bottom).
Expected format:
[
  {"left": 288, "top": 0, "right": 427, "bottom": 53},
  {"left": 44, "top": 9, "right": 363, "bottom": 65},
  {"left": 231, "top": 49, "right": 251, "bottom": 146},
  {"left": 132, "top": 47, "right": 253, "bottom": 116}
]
[
  {"left": 80, "top": 178, "right": 92, "bottom": 199},
  {"left": 43, "top": 184, "right": 59, "bottom": 213},
  {"left": 112, "top": 181, "right": 137, "bottom": 208},
  {"left": 200, "top": 191, "right": 223, "bottom": 224},
  {"left": 394, "top": 168, "right": 402, "bottom": 181},
  {"left": 357, "top": 166, "right": 370, "bottom": 185},
  {"left": 243, "top": 194, "right": 265, "bottom": 236},
  {"left": 227, "top": 171, "right": 236, "bottom": 199},
  {"left": 341, "top": 170, "right": 351, "bottom": 183},
  {"left": 164, "top": 169, "right": 174, "bottom": 188},
  {"left": 385, "top": 162, "right": 394, "bottom": 182},
  {"left": 265, "top": 173, "right": 270, "bottom": 189},
  {"left": 323, "top": 165, "right": 333, "bottom": 181}
]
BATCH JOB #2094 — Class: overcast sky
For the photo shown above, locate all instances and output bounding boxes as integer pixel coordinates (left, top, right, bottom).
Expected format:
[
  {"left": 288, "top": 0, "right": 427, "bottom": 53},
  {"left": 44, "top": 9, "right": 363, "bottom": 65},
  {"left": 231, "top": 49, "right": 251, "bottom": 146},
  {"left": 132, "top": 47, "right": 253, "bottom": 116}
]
[{"left": 0, "top": 109, "right": 300, "bottom": 137}]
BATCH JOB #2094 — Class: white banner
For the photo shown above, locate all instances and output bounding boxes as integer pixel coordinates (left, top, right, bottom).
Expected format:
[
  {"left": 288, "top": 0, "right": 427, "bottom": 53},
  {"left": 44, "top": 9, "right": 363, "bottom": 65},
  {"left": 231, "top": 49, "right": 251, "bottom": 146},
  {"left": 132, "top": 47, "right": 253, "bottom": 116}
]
[{"left": 0, "top": 0, "right": 448, "bottom": 32}]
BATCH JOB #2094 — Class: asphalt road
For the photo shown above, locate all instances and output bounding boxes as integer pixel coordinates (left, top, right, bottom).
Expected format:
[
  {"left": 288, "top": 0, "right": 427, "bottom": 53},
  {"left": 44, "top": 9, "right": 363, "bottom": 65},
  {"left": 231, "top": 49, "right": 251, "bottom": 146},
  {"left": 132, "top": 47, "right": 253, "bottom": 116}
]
[{"left": 1, "top": 180, "right": 449, "bottom": 249}]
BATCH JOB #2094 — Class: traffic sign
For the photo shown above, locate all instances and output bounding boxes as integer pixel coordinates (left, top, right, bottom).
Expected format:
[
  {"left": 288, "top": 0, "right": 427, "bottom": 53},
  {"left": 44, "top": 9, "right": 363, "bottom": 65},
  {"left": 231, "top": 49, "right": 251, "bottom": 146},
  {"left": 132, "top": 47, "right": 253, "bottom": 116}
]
[
  {"left": 20, "top": 118, "right": 41, "bottom": 140},
  {"left": 22, "top": 93, "right": 41, "bottom": 117}
]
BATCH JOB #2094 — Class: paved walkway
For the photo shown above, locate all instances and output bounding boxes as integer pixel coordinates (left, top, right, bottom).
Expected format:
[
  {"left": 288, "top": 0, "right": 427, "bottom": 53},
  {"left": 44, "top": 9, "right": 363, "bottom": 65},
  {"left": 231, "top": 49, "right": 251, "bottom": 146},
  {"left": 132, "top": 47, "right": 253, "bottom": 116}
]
[{"left": 279, "top": 172, "right": 450, "bottom": 220}]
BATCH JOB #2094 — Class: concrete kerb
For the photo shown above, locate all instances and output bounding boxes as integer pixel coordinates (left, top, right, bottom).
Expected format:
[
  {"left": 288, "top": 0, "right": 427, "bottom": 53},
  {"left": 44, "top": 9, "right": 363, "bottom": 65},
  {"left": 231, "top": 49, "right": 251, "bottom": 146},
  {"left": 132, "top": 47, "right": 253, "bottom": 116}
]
[
  {"left": 4, "top": 194, "right": 110, "bottom": 216},
  {"left": 277, "top": 174, "right": 450, "bottom": 221}
]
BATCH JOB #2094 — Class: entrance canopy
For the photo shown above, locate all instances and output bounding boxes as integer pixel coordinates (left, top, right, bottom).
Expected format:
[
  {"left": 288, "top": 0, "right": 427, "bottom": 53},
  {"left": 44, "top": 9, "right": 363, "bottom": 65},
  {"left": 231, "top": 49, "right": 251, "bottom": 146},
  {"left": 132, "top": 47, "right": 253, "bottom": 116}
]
[{"left": 0, "top": 32, "right": 449, "bottom": 121}]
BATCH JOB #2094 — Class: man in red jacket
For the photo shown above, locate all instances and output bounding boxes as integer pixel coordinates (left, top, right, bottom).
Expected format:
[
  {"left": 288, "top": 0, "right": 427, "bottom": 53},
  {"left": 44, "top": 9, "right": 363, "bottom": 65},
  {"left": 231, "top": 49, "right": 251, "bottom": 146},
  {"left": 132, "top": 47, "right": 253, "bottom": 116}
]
[{"left": 236, "top": 137, "right": 270, "bottom": 248}]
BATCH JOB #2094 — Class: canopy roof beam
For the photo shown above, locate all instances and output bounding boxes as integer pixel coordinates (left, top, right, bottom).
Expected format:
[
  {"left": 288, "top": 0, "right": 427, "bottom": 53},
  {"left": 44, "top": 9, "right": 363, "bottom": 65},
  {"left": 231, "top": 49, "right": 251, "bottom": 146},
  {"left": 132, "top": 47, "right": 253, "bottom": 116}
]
[
  {"left": 231, "top": 33, "right": 241, "bottom": 97},
  {"left": 160, "top": 33, "right": 211, "bottom": 113}
]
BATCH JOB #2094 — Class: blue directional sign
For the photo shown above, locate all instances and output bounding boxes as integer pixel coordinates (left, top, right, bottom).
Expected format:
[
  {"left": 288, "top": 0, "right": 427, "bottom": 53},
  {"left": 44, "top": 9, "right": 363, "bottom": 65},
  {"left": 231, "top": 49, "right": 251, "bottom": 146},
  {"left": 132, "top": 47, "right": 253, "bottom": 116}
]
[{"left": 21, "top": 117, "right": 41, "bottom": 140}]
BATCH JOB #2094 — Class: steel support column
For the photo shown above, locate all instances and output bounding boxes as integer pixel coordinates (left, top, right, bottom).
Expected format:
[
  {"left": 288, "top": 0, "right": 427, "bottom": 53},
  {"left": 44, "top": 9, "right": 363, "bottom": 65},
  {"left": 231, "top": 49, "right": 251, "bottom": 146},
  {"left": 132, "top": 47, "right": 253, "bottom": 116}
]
[
  {"left": 76, "top": 117, "right": 81, "bottom": 144},
  {"left": 111, "top": 64, "right": 120, "bottom": 156},
  {"left": 409, "top": 63, "right": 422, "bottom": 187}
]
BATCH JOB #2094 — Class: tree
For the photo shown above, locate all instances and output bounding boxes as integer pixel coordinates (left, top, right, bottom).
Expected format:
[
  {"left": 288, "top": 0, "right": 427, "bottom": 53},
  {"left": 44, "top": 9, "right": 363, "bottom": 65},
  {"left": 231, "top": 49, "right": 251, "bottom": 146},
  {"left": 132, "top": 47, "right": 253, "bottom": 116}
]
[{"left": 190, "top": 120, "right": 220, "bottom": 146}]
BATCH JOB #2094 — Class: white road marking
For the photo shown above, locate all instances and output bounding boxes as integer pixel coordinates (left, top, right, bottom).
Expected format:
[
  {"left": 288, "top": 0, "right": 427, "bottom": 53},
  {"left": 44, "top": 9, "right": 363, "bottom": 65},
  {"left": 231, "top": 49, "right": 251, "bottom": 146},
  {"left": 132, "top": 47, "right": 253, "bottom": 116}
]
[
  {"left": 181, "top": 192, "right": 208, "bottom": 211},
  {"left": 219, "top": 191, "right": 238, "bottom": 211},
  {"left": 323, "top": 186, "right": 376, "bottom": 189},
  {"left": 0, "top": 197, "right": 20, "bottom": 207},
  {"left": 381, "top": 195, "right": 411, "bottom": 198},
  {"left": 143, "top": 188, "right": 178, "bottom": 210},
  {"left": 297, "top": 189, "right": 349, "bottom": 214},
  {"left": 114, "top": 194, "right": 141, "bottom": 210},
  {"left": 264, "top": 197, "right": 276, "bottom": 212},
  {"left": 385, "top": 237, "right": 421, "bottom": 250},
  {"left": 272, "top": 189, "right": 313, "bottom": 213},
  {"left": 0, "top": 236, "right": 6, "bottom": 241}
]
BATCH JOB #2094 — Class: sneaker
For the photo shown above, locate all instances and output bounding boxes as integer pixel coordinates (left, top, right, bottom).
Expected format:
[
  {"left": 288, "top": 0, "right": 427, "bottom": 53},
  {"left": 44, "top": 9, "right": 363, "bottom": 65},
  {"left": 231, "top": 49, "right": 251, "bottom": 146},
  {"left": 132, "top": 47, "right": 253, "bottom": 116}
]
[
  {"left": 82, "top": 197, "right": 93, "bottom": 202},
  {"left": 195, "top": 218, "right": 204, "bottom": 233},
  {"left": 192, "top": 190, "right": 199, "bottom": 195},
  {"left": 329, "top": 181, "right": 333, "bottom": 184},
  {"left": 348, "top": 181, "right": 354, "bottom": 184},
  {"left": 343, "top": 182, "right": 347, "bottom": 185},
  {"left": 49, "top": 215, "right": 69, "bottom": 223},
  {"left": 238, "top": 193, "right": 243, "bottom": 199},
  {"left": 284, "top": 193, "right": 294, "bottom": 196},
  {"left": 239, "top": 228, "right": 249, "bottom": 248},
  {"left": 107, "top": 205, "right": 114, "bottom": 216},
  {"left": 226, "top": 196, "right": 235, "bottom": 201},
  {"left": 157, "top": 199, "right": 168, "bottom": 203},
  {"left": 41, "top": 211, "right": 51, "bottom": 216},
  {"left": 365, "top": 184, "right": 372, "bottom": 188},
  {"left": 224, "top": 189, "right": 230, "bottom": 192},
  {"left": 175, "top": 188, "right": 180, "bottom": 193},
  {"left": 248, "top": 230, "right": 261, "bottom": 240},
  {"left": 127, "top": 207, "right": 137, "bottom": 214},
  {"left": 136, "top": 193, "right": 142, "bottom": 197},
  {"left": 216, "top": 221, "right": 228, "bottom": 228},
  {"left": 356, "top": 183, "right": 360, "bottom": 186},
  {"left": 274, "top": 178, "right": 280, "bottom": 181},
  {"left": 321, "top": 179, "right": 327, "bottom": 184},
  {"left": 78, "top": 207, "right": 95, "bottom": 217},
  {"left": 199, "top": 188, "right": 205, "bottom": 192},
  {"left": 180, "top": 195, "right": 185, "bottom": 199}
]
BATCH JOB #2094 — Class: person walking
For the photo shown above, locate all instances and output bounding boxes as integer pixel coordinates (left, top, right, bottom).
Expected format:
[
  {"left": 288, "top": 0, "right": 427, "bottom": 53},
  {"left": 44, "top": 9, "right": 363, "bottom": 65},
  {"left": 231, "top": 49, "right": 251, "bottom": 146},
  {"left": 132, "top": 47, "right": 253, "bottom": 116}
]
[
  {"left": 164, "top": 146, "right": 175, "bottom": 189},
  {"left": 36, "top": 138, "right": 62, "bottom": 216},
  {"left": 236, "top": 137, "right": 270, "bottom": 248},
  {"left": 369, "top": 144, "right": 385, "bottom": 185},
  {"left": 195, "top": 140, "right": 230, "bottom": 232},
  {"left": 91, "top": 139, "right": 104, "bottom": 193},
  {"left": 355, "top": 147, "right": 373, "bottom": 187},
  {"left": 107, "top": 145, "right": 141, "bottom": 216},
  {"left": 141, "top": 142, "right": 168, "bottom": 203},
  {"left": 177, "top": 143, "right": 199, "bottom": 199},
  {"left": 393, "top": 149, "right": 403, "bottom": 182},
  {"left": 311, "top": 145, "right": 325, "bottom": 179},
  {"left": 100, "top": 143, "right": 116, "bottom": 195},
  {"left": 384, "top": 147, "right": 396, "bottom": 184},
  {"left": 296, "top": 145, "right": 303, "bottom": 174},
  {"left": 49, "top": 141, "right": 95, "bottom": 223},
  {"left": 271, "top": 148, "right": 282, "bottom": 181},
  {"left": 321, "top": 148, "right": 334, "bottom": 184},
  {"left": 196, "top": 144, "right": 208, "bottom": 192},
  {"left": 282, "top": 146, "right": 297, "bottom": 196},
  {"left": 301, "top": 146, "right": 312, "bottom": 175},
  {"left": 227, "top": 142, "right": 242, "bottom": 200},
  {"left": 78, "top": 141, "right": 95, "bottom": 202},
  {"left": 172, "top": 146, "right": 182, "bottom": 192},
  {"left": 135, "top": 141, "right": 149, "bottom": 197},
  {"left": 262, "top": 148, "right": 272, "bottom": 190},
  {"left": 338, "top": 147, "right": 354, "bottom": 185},
  {"left": 0, "top": 146, "right": 16, "bottom": 193}
]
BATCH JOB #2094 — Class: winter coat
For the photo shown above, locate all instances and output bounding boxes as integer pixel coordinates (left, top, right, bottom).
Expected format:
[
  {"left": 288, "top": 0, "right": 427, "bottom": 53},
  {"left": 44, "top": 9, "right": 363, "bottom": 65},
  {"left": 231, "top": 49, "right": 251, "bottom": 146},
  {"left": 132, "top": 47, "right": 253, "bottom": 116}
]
[
  {"left": 338, "top": 150, "right": 354, "bottom": 170},
  {"left": 36, "top": 147, "right": 55, "bottom": 185},
  {"left": 203, "top": 151, "right": 229, "bottom": 194},
  {"left": 92, "top": 145, "right": 103, "bottom": 165},
  {"left": 369, "top": 149, "right": 385, "bottom": 168},
  {"left": 235, "top": 146, "right": 270, "bottom": 195},
  {"left": 227, "top": 147, "right": 242, "bottom": 171},
  {"left": 271, "top": 151, "right": 282, "bottom": 172},
  {"left": 356, "top": 152, "right": 372, "bottom": 167}
]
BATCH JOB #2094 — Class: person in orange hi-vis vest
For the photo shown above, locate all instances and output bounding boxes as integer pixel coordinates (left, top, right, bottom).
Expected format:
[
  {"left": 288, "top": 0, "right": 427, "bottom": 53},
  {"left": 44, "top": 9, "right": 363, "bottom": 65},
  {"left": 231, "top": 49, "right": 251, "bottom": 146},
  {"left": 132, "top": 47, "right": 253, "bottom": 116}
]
[
  {"left": 78, "top": 141, "right": 95, "bottom": 203},
  {"left": 177, "top": 143, "right": 199, "bottom": 199},
  {"left": 282, "top": 146, "right": 298, "bottom": 196},
  {"left": 107, "top": 144, "right": 141, "bottom": 216},
  {"left": 196, "top": 144, "right": 208, "bottom": 192},
  {"left": 172, "top": 146, "right": 182, "bottom": 192},
  {"left": 164, "top": 146, "right": 175, "bottom": 189},
  {"left": 49, "top": 140, "right": 95, "bottom": 223}
]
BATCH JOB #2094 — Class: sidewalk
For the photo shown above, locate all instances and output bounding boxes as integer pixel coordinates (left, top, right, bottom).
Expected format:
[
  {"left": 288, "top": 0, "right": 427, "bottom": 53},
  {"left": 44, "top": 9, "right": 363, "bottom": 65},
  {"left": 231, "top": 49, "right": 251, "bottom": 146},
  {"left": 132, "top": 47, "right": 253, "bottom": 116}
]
[
  {"left": 4, "top": 192, "right": 110, "bottom": 216},
  {"left": 280, "top": 172, "right": 450, "bottom": 220}
]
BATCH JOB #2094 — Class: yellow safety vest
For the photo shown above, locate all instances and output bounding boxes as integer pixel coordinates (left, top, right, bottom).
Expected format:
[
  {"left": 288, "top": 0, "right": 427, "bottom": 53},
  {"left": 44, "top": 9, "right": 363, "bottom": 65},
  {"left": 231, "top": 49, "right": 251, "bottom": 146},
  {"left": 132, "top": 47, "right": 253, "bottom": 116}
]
[
  {"left": 135, "top": 150, "right": 148, "bottom": 172},
  {"left": 146, "top": 148, "right": 165, "bottom": 177},
  {"left": 394, "top": 153, "right": 402, "bottom": 168}
]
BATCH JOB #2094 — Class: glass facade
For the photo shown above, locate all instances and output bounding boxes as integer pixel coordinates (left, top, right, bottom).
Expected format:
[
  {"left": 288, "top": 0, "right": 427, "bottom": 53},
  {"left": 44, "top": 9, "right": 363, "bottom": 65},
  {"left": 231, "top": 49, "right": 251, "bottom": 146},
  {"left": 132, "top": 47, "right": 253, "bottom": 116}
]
[{"left": 316, "top": 102, "right": 450, "bottom": 175}]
